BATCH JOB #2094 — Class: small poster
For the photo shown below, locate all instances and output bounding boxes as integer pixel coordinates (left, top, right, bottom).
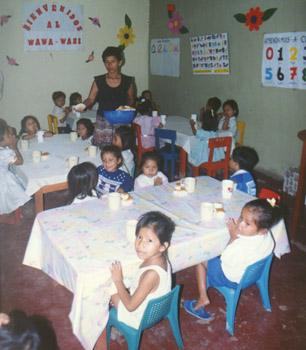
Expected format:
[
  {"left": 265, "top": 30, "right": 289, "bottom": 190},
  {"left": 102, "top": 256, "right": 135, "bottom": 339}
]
[
  {"left": 262, "top": 32, "right": 306, "bottom": 90},
  {"left": 150, "top": 38, "right": 180, "bottom": 77},
  {"left": 190, "top": 33, "right": 229, "bottom": 75},
  {"left": 22, "top": 2, "right": 83, "bottom": 51}
]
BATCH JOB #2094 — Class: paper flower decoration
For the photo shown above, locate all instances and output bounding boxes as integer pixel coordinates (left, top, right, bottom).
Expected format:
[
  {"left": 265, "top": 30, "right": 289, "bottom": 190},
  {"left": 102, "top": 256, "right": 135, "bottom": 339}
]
[
  {"left": 117, "top": 15, "right": 135, "bottom": 51},
  {"left": 1, "top": 15, "right": 11, "bottom": 26},
  {"left": 85, "top": 51, "right": 94, "bottom": 63},
  {"left": 88, "top": 17, "right": 101, "bottom": 28},
  {"left": 167, "top": 6, "right": 188, "bottom": 35},
  {"left": 6, "top": 56, "right": 18, "bottom": 66},
  {"left": 234, "top": 7, "right": 277, "bottom": 31}
]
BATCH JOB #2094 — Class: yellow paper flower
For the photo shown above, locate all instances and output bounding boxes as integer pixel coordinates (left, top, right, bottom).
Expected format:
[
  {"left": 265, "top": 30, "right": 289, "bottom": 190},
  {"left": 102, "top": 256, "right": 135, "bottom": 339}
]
[{"left": 117, "top": 25, "right": 136, "bottom": 47}]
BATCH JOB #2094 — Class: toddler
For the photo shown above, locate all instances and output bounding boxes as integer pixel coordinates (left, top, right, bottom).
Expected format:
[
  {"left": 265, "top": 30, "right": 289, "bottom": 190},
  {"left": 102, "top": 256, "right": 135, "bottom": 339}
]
[
  {"left": 112, "top": 126, "right": 135, "bottom": 177},
  {"left": 52, "top": 91, "right": 71, "bottom": 134},
  {"left": 77, "top": 118, "right": 94, "bottom": 142},
  {"left": 96, "top": 145, "right": 134, "bottom": 194},
  {"left": 20, "top": 116, "right": 53, "bottom": 140},
  {"left": 218, "top": 99, "right": 238, "bottom": 152},
  {"left": 199, "top": 97, "right": 221, "bottom": 122},
  {"left": 230, "top": 146, "right": 259, "bottom": 196},
  {"left": 0, "top": 119, "right": 31, "bottom": 215},
  {"left": 141, "top": 90, "right": 159, "bottom": 113},
  {"left": 184, "top": 198, "right": 280, "bottom": 320},
  {"left": 110, "top": 211, "right": 175, "bottom": 329},
  {"left": 134, "top": 151, "right": 168, "bottom": 191},
  {"left": 69, "top": 92, "right": 82, "bottom": 107}
]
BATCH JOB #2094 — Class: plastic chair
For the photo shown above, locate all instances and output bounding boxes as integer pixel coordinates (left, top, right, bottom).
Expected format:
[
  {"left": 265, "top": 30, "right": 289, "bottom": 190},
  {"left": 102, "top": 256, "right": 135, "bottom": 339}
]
[
  {"left": 155, "top": 129, "right": 180, "bottom": 180},
  {"left": 132, "top": 123, "right": 155, "bottom": 166},
  {"left": 48, "top": 114, "right": 59, "bottom": 134},
  {"left": 0, "top": 207, "right": 22, "bottom": 225},
  {"left": 259, "top": 188, "right": 281, "bottom": 204},
  {"left": 207, "top": 253, "right": 274, "bottom": 335},
  {"left": 107, "top": 285, "right": 184, "bottom": 350},
  {"left": 236, "top": 121, "right": 245, "bottom": 148},
  {"left": 193, "top": 136, "right": 232, "bottom": 179}
]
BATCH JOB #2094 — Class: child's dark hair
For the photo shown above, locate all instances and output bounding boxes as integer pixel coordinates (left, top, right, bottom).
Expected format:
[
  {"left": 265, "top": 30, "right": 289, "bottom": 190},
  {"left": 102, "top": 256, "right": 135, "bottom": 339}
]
[
  {"left": 52, "top": 91, "right": 66, "bottom": 102},
  {"left": 101, "top": 145, "right": 123, "bottom": 167},
  {"left": 223, "top": 99, "right": 239, "bottom": 117},
  {"left": 244, "top": 199, "right": 282, "bottom": 231},
  {"left": 114, "top": 126, "right": 135, "bottom": 151},
  {"left": 136, "top": 211, "right": 175, "bottom": 248},
  {"left": 67, "top": 162, "right": 98, "bottom": 204},
  {"left": 20, "top": 116, "right": 41, "bottom": 135},
  {"left": 76, "top": 118, "right": 94, "bottom": 138},
  {"left": 102, "top": 46, "right": 122, "bottom": 62},
  {"left": 140, "top": 151, "right": 163, "bottom": 172},
  {"left": 207, "top": 97, "right": 221, "bottom": 113},
  {"left": 0, "top": 118, "right": 8, "bottom": 142},
  {"left": 232, "top": 146, "right": 259, "bottom": 171},
  {"left": 136, "top": 98, "right": 152, "bottom": 115},
  {"left": 141, "top": 90, "right": 152, "bottom": 99},
  {"left": 69, "top": 92, "right": 82, "bottom": 106},
  {"left": 202, "top": 110, "right": 218, "bottom": 132}
]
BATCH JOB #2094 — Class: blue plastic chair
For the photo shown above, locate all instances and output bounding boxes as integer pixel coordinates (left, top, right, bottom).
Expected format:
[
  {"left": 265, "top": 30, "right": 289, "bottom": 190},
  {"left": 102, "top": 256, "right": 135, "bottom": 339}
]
[
  {"left": 155, "top": 128, "right": 180, "bottom": 180},
  {"left": 207, "top": 253, "right": 274, "bottom": 335},
  {"left": 106, "top": 285, "right": 184, "bottom": 350}
]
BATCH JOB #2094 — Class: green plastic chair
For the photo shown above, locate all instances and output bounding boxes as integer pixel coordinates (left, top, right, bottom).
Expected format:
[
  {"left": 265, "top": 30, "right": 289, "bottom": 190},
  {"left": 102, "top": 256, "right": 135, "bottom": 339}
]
[{"left": 106, "top": 285, "right": 184, "bottom": 349}]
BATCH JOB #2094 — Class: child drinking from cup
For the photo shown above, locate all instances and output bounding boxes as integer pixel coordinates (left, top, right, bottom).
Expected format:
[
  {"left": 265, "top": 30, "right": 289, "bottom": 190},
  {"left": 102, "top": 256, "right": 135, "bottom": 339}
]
[
  {"left": 77, "top": 118, "right": 94, "bottom": 142},
  {"left": 134, "top": 151, "right": 168, "bottom": 191},
  {"left": 20, "top": 116, "right": 53, "bottom": 140}
]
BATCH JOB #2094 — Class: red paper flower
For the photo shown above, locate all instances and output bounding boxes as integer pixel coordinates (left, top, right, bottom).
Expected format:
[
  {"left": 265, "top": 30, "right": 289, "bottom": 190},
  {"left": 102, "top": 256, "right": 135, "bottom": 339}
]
[{"left": 245, "top": 7, "right": 263, "bottom": 31}]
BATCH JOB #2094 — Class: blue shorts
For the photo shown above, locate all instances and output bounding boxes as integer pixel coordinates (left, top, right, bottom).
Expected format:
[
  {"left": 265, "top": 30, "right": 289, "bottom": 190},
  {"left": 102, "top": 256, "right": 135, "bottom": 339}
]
[{"left": 207, "top": 257, "right": 238, "bottom": 289}]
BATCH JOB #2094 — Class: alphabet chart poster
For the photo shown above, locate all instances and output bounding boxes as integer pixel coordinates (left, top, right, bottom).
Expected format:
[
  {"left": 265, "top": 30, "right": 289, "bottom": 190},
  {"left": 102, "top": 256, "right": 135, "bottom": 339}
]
[
  {"left": 190, "top": 33, "right": 229, "bottom": 75},
  {"left": 150, "top": 38, "right": 180, "bottom": 77},
  {"left": 262, "top": 32, "right": 306, "bottom": 90}
]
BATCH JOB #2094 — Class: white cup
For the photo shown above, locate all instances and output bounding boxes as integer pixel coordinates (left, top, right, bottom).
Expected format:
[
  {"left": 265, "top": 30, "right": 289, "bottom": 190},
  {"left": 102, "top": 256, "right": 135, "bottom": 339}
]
[
  {"left": 68, "top": 156, "right": 79, "bottom": 169},
  {"left": 37, "top": 130, "right": 44, "bottom": 143},
  {"left": 183, "top": 177, "right": 196, "bottom": 193},
  {"left": 108, "top": 192, "right": 121, "bottom": 210},
  {"left": 191, "top": 114, "right": 197, "bottom": 122},
  {"left": 70, "top": 132, "right": 78, "bottom": 142},
  {"left": 88, "top": 145, "right": 98, "bottom": 158},
  {"left": 20, "top": 139, "right": 29, "bottom": 151},
  {"left": 160, "top": 115, "right": 167, "bottom": 125},
  {"left": 31, "top": 151, "right": 41, "bottom": 163},
  {"left": 126, "top": 219, "right": 138, "bottom": 242},
  {"left": 201, "top": 202, "right": 214, "bottom": 221},
  {"left": 152, "top": 111, "right": 158, "bottom": 117},
  {"left": 222, "top": 179, "right": 234, "bottom": 199}
]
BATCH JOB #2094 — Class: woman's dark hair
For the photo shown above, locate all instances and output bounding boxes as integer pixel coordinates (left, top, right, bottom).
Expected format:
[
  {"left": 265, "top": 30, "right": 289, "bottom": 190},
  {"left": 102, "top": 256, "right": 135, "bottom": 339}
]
[
  {"left": 207, "top": 97, "right": 221, "bottom": 112},
  {"left": 20, "top": 116, "right": 41, "bottom": 135},
  {"left": 244, "top": 199, "right": 282, "bottom": 231},
  {"left": 114, "top": 126, "right": 135, "bottom": 151},
  {"left": 232, "top": 146, "right": 259, "bottom": 171},
  {"left": 101, "top": 145, "right": 123, "bottom": 167},
  {"left": 202, "top": 110, "right": 218, "bottom": 132},
  {"left": 52, "top": 91, "right": 66, "bottom": 102},
  {"left": 139, "top": 151, "right": 163, "bottom": 172},
  {"left": 76, "top": 118, "right": 94, "bottom": 138},
  {"left": 69, "top": 92, "right": 82, "bottom": 106},
  {"left": 67, "top": 162, "right": 98, "bottom": 204},
  {"left": 0, "top": 118, "right": 8, "bottom": 142},
  {"left": 136, "top": 98, "right": 152, "bottom": 115},
  {"left": 102, "top": 46, "right": 122, "bottom": 62},
  {"left": 223, "top": 99, "right": 239, "bottom": 117},
  {"left": 136, "top": 211, "right": 175, "bottom": 248}
]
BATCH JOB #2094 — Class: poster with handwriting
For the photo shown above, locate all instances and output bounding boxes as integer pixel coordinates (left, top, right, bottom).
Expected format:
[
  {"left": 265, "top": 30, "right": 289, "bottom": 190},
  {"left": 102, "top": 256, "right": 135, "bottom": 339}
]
[
  {"left": 262, "top": 32, "right": 306, "bottom": 90},
  {"left": 190, "top": 33, "right": 229, "bottom": 75}
]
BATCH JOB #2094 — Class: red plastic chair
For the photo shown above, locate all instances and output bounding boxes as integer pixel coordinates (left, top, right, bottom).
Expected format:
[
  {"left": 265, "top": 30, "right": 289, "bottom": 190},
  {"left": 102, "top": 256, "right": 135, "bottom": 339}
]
[
  {"left": 193, "top": 136, "right": 232, "bottom": 179},
  {"left": 0, "top": 207, "right": 22, "bottom": 225},
  {"left": 132, "top": 123, "right": 155, "bottom": 166},
  {"left": 258, "top": 188, "right": 281, "bottom": 204}
]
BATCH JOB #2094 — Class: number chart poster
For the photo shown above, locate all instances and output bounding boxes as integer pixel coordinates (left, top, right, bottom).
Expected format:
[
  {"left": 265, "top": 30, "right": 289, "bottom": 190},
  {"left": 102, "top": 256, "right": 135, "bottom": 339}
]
[
  {"left": 150, "top": 38, "right": 180, "bottom": 77},
  {"left": 262, "top": 32, "right": 306, "bottom": 90},
  {"left": 190, "top": 33, "right": 229, "bottom": 75},
  {"left": 22, "top": 2, "right": 83, "bottom": 51}
]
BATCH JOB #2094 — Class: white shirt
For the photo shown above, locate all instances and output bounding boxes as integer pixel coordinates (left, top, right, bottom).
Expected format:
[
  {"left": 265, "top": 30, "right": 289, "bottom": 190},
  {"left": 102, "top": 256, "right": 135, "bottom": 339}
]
[
  {"left": 134, "top": 171, "right": 168, "bottom": 191},
  {"left": 52, "top": 105, "right": 66, "bottom": 127}
]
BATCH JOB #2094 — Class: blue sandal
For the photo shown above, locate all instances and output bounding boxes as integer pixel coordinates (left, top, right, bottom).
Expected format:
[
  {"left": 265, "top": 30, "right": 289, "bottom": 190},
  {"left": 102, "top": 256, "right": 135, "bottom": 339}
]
[{"left": 184, "top": 300, "right": 211, "bottom": 320}]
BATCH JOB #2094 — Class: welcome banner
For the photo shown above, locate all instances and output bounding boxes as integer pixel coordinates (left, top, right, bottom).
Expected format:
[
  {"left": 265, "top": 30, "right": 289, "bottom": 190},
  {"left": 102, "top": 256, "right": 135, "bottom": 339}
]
[{"left": 23, "top": 2, "right": 83, "bottom": 51}]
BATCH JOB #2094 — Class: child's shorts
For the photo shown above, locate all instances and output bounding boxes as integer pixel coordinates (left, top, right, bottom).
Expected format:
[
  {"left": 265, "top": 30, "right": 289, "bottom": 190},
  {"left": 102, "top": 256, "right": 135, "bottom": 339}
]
[{"left": 207, "top": 257, "right": 238, "bottom": 289}]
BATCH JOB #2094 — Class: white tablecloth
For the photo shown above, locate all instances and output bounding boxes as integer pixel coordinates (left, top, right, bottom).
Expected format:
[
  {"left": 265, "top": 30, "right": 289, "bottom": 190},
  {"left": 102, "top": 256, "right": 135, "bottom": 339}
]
[{"left": 67, "top": 110, "right": 97, "bottom": 131}]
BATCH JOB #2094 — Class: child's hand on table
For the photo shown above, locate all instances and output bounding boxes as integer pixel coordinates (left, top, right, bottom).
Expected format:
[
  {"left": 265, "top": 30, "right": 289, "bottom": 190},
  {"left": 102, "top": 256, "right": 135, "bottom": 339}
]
[
  {"left": 154, "top": 177, "right": 163, "bottom": 186},
  {"left": 110, "top": 261, "right": 123, "bottom": 283}
]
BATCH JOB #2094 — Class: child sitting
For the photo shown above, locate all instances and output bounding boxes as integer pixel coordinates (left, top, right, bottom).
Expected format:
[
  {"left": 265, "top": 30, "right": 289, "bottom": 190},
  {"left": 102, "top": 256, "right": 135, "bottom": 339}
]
[
  {"left": 77, "top": 118, "right": 94, "bottom": 142},
  {"left": 112, "top": 126, "right": 135, "bottom": 177},
  {"left": 218, "top": 99, "right": 239, "bottom": 152},
  {"left": 0, "top": 119, "right": 31, "bottom": 215},
  {"left": 199, "top": 97, "right": 221, "bottom": 122},
  {"left": 184, "top": 198, "right": 280, "bottom": 320},
  {"left": 67, "top": 162, "right": 99, "bottom": 204},
  {"left": 110, "top": 211, "right": 175, "bottom": 329},
  {"left": 134, "top": 151, "right": 168, "bottom": 191},
  {"left": 141, "top": 89, "right": 159, "bottom": 113},
  {"left": 97, "top": 145, "right": 133, "bottom": 194},
  {"left": 52, "top": 91, "right": 71, "bottom": 134},
  {"left": 20, "top": 115, "right": 53, "bottom": 140},
  {"left": 189, "top": 110, "right": 224, "bottom": 167},
  {"left": 229, "top": 146, "right": 259, "bottom": 196}
]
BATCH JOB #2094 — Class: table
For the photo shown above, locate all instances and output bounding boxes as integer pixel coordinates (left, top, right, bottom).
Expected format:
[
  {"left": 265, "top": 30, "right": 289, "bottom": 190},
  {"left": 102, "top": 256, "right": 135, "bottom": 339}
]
[
  {"left": 67, "top": 110, "right": 97, "bottom": 131},
  {"left": 23, "top": 176, "right": 290, "bottom": 350},
  {"left": 13, "top": 134, "right": 101, "bottom": 213}
]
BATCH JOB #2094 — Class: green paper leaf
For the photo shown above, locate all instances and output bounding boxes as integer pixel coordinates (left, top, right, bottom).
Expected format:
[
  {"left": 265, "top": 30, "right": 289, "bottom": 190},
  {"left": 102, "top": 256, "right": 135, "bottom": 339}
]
[
  {"left": 118, "top": 44, "right": 125, "bottom": 52},
  {"left": 88, "top": 17, "right": 93, "bottom": 20},
  {"left": 262, "top": 8, "right": 277, "bottom": 21},
  {"left": 233, "top": 13, "right": 247, "bottom": 23},
  {"left": 168, "top": 10, "right": 173, "bottom": 19},
  {"left": 125, "top": 14, "right": 132, "bottom": 28},
  {"left": 179, "top": 26, "right": 189, "bottom": 34}
]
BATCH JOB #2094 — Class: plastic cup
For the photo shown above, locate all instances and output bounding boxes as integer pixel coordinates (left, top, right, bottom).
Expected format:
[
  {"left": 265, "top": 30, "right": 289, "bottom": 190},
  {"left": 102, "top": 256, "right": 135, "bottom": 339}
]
[
  {"left": 20, "top": 139, "right": 29, "bottom": 151},
  {"left": 222, "top": 180, "right": 234, "bottom": 199},
  {"left": 37, "top": 130, "right": 44, "bottom": 143},
  {"left": 68, "top": 156, "right": 79, "bottom": 169},
  {"left": 70, "top": 132, "right": 78, "bottom": 142},
  {"left": 160, "top": 115, "right": 167, "bottom": 125},
  {"left": 108, "top": 192, "right": 121, "bottom": 210},
  {"left": 126, "top": 219, "right": 138, "bottom": 242},
  {"left": 31, "top": 151, "right": 41, "bottom": 163},
  {"left": 201, "top": 202, "right": 214, "bottom": 221},
  {"left": 183, "top": 177, "right": 196, "bottom": 193},
  {"left": 152, "top": 111, "right": 158, "bottom": 117},
  {"left": 88, "top": 145, "right": 98, "bottom": 158},
  {"left": 191, "top": 114, "right": 197, "bottom": 122}
]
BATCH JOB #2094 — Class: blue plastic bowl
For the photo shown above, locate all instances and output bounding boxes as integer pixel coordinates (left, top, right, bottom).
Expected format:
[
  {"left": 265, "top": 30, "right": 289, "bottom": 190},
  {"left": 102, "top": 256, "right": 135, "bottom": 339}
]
[{"left": 104, "top": 110, "right": 135, "bottom": 124}]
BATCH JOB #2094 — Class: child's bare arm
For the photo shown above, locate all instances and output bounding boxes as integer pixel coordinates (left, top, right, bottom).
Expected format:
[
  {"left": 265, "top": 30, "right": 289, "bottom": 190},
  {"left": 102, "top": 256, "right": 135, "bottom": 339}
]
[
  {"left": 43, "top": 131, "right": 53, "bottom": 137},
  {"left": 189, "top": 119, "right": 197, "bottom": 135},
  {"left": 222, "top": 115, "right": 230, "bottom": 130},
  {"left": 8, "top": 136, "right": 23, "bottom": 165},
  {"left": 226, "top": 218, "right": 239, "bottom": 245},
  {"left": 22, "top": 133, "right": 36, "bottom": 140}
]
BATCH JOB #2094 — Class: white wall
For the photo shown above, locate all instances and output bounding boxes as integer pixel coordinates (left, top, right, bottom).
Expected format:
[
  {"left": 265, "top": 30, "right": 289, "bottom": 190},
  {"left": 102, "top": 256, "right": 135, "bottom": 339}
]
[{"left": 0, "top": 0, "right": 149, "bottom": 130}]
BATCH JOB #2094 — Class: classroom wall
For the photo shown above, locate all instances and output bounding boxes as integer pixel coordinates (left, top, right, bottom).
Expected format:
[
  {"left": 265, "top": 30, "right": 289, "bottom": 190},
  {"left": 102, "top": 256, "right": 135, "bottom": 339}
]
[
  {"left": 0, "top": 0, "right": 149, "bottom": 130},
  {"left": 148, "top": 0, "right": 306, "bottom": 176}
]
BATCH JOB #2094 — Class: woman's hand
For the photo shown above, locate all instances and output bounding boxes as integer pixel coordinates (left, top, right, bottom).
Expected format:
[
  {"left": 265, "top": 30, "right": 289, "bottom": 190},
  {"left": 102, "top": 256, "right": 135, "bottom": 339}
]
[{"left": 110, "top": 261, "right": 123, "bottom": 283}]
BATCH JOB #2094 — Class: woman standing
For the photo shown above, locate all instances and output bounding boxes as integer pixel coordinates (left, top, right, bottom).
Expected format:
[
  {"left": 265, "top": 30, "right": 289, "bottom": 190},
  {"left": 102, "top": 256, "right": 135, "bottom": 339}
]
[{"left": 82, "top": 46, "right": 135, "bottom": 148}]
